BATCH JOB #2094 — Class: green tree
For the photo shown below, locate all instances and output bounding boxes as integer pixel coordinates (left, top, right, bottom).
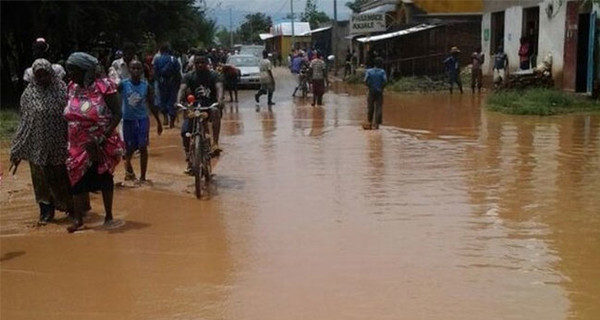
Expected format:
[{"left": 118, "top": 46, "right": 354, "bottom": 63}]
[
  {"left": 237, "top": 13, "right": 272, "bottom": 45},
  {"left": 301, "top": 0, "right": 330, "bottom": 29},
  {"left": 0, "top": 0, "right": 216, "bottom": 105},
  {"left": 345, "top": 0, "right": 369, "bottom": 13}
]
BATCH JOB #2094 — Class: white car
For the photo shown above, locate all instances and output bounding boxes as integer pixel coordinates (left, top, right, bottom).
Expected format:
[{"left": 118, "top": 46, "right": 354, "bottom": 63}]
[{"left": 226, "top": 55, "right": 261, "bottom": 89}]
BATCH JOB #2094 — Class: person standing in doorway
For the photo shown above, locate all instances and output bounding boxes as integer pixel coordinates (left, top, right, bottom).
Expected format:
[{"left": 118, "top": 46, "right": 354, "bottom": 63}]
[
  {"left": 443, "top": 46, "right": 463, "bottom": 94},
  {"left": 518, "top": 37, "right": 531, "bottom": 70},
  {"left": 471, "top": 46, "right": 484, "bottom": 94},
  {"left": 363, "top": 57, "right": 387, "bottom": 130},
  {"left": 255, "top": 50, "right": 276, "bottom": 110}
]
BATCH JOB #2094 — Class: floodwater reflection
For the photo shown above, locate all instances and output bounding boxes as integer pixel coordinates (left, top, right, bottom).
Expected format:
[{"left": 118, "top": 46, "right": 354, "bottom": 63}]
[{"left": 1, "top": 71, "right": 599, "bottom": 319}]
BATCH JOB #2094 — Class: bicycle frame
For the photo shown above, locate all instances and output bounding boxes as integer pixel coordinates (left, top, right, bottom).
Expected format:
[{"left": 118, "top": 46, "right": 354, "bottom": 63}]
[{"left": 178, "top": 102, "right": 219, "bottom": 198}]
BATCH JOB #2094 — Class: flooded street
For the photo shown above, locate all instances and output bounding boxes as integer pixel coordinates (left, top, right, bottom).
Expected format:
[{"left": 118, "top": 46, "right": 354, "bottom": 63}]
[{"left": 2, "top": 68, "right": 599, "bottom": 319}]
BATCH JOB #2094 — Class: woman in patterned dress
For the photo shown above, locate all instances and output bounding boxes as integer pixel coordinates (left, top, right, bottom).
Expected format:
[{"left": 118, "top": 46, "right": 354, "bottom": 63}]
[
  {"left": 10, "top": 59, "right": 73, "bottom": 224},
  {"left": 64, "top": 52, "right": 124, "bottom": 233}
]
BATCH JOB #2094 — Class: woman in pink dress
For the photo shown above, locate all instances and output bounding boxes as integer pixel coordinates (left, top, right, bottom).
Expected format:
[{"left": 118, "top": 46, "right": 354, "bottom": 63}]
[{"left": 64, "top": 52, "right": 124, "bottom": 233}]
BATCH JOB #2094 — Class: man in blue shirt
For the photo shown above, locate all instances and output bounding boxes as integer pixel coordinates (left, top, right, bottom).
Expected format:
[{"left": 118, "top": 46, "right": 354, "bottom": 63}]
[
  {"left": 364, "top": 57, "right": 387, "bottom": 130},
  {"left": 291, "top": 51, "right": 308, "bottom": 97},
  {"left": 154, "top": 42, "right": 181, "bottom": 128},
  {"left": 443, "top": 46, "right": 463, "bottom": 94}
]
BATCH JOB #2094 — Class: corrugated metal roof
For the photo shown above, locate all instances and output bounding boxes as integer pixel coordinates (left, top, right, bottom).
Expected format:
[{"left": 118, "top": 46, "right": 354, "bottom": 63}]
[
  {"left": 356, "top": 24, "right": 439, "bottom": 43},
  {"left": 273, "top": 22, "right": 312, "bottom": 36},
  {"left": 360, "top": 3, "right": 397, "bottom": 14},
  {"left": 259, "top": 33, "right": 275, "bottom": 40}
]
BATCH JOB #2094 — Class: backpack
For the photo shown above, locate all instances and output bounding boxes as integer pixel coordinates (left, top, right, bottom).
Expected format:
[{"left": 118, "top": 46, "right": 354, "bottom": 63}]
[{"left": 157, "top": 56, "right": 180, "bottom": 80}]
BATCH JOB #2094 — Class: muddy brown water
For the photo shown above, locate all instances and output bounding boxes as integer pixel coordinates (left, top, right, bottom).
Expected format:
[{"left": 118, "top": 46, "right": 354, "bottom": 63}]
[{"left": 1, "top": 68, "right": 599, "bottom": 319}]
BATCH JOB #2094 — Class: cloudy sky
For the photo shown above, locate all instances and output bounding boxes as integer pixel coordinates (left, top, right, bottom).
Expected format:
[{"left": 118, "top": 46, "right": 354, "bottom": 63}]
[{"left": 205, "top": 0, "right": 353, "bottom": 29}]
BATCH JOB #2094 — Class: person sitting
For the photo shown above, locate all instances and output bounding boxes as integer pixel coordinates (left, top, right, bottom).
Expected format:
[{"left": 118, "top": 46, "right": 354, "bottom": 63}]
[{"left": 176, "top": 56, "right": 224, "bottom": 174}]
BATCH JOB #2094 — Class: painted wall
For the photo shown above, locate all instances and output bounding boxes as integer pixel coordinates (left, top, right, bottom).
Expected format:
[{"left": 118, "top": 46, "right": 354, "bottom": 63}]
[
  {"left": 482, "top": 13, "right": 492, "bottom": 74},
  {"left": 279, "top": 36, "right": 312, "bottom": 59},
  {"left": 484, "top": 0, "right": 539, "bottom": 12},
  {"left": 413, "top": 0, "right": 483, "bottom": 13},
  {"left": 537, "top": 0, "right": 567, "bottom": 86},
  {"left": 504, "top": 6, "right": 525, "bottom": 72},
  {"left": 481, "top": 0, "right": 570, "bottom": 87}
]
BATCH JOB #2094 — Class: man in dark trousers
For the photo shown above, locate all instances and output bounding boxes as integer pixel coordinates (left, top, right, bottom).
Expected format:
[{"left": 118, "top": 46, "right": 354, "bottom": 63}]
[{"left": 363, "top": 57, "right": 387, "bottom": 130}]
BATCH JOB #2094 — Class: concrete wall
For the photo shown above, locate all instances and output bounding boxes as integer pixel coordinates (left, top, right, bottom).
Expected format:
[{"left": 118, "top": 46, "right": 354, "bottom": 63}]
[
  {"left": 481, "top": 0, "right": 570, "bottom": 87},
  {"left": 482, "top": 13, "right": 492, "bottom": 74},
  {"left": 538, "top": 0, "right": 567, "bottom": 85},
  {"left": 484, "top": 0, "right": 540, "bottom": 12},
  {"left": 504, "top": 6, "right": 525, "bottom": 72}
]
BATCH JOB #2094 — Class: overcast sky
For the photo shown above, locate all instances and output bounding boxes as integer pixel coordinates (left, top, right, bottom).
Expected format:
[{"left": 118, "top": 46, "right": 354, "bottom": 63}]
[{"left": 205, "top": 0, "right": 353, "bottom": 29}]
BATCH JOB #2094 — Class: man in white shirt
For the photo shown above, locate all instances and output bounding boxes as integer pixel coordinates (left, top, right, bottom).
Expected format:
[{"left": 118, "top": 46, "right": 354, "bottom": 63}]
[
  {"left": 254, "top": 50, "right": 275, "bottom": 110},
  {"left": 108, "top": 42, "right": 138, "bottom": 83}
]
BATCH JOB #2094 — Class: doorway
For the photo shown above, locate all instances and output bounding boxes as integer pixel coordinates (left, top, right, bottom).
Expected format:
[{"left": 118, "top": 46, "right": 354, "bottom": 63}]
[
  {"left": 523, "top": 6, "right": 540, "bottom": 68},
  {"left": 491, "top": 11, "right": 505, "bottom": 56},
  {"left": 576, "top": 12, "right": 596, "bottom": 93}
]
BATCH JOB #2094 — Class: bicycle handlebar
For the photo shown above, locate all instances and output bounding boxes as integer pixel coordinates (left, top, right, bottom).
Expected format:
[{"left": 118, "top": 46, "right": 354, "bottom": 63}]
[{"left": 177, "top": 102, "right": 219, "bottom": 111}]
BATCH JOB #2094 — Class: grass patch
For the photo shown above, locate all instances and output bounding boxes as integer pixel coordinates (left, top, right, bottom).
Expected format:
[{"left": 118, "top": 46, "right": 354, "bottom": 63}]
[
  {"left": 345, "top": 72, "right": 468, "bottom": 93},
  {"left": 344, "top": 69, "right": 366, "bottom": 84},
  {"left": 0, "top": 108, "right": 19, "bottom": 140},
  {"left": 389, "top": 75, "right": 450, "bottom": 93},
  {"left": 486, "top": 88, "right": 600, "bottom": 115}
]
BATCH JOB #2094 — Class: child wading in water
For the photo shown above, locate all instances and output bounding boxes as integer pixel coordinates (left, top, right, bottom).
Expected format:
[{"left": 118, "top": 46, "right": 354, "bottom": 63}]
[{"left": 118, "top": 60, "right": 163, "bottom": 183}]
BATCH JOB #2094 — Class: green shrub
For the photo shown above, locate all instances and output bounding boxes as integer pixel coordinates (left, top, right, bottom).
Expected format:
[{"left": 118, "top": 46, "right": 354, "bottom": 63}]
[
  {"left": 389, "top": 75, "right": 448, "bottom": 93},
  {"left": 344, "top": 68, "right": 366, "bottom": 84},
  {"left": 0, "top": 109, "right": 19, "bottom": 140},
  {"left": 486, "top": 88, "right": 600, "bottom": 115}
]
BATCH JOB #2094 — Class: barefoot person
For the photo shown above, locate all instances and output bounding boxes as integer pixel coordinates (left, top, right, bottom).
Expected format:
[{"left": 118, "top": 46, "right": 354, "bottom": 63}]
[
  {"left": 64, "top": 52, "right": 124, "bottom": 233},
  {"left": 118, "top": 60, "right": 163, "bottom": 183},
  {"left": 10, "top": 59, "right": 73, "bottom": 224},
  {"left": 363, "top": 57, "right": 387, "bottom": 130}
]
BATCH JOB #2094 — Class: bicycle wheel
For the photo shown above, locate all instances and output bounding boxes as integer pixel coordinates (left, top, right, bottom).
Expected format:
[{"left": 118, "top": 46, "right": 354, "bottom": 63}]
[{"left": 193, "top": 134, "right": 203, "bottom": 199}]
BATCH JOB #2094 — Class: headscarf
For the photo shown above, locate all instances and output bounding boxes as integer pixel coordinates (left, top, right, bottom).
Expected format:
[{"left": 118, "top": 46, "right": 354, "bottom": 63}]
[
  {"left": 67, "top": 52, "right": 98, "bottom": 86},
  {"left": 31, "top": 58, "right": 54, "bottom": 85},
  {"left": 66, "top": 52, "right": 98, "bottom": 70},
  {"left": 10, "top": 58, "right": 68, "bottom": 166}
]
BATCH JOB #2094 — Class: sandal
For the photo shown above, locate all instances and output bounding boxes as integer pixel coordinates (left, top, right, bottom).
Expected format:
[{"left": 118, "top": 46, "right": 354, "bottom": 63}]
[{"left": 67, "top": 221, "right": 84, "bottom": 233}]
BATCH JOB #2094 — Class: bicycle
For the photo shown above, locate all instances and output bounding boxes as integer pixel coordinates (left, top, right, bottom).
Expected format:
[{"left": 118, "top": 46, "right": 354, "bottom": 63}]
[
  {"left": 177, "top": 97, "right": 219, "bottom": 199},
  {"left": 298, "top": 67, "right": 310, "bottom": 98}
]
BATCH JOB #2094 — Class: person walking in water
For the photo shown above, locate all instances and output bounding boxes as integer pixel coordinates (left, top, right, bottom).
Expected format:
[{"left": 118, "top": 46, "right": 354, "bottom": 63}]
[
  {"left": 10, "top": 59, "right": 73, "bottom": 225},
  {"left": 118, "top": 60, "right": 163, "bottom": 183},
  {"left": 443, "top": 46, "right": 463, "bottom": 94},
  {"left": 255, "top": 50, "right": 276, "bottom": 110},
  {"left": 471, "top": 46, "right": 484, "bottom": 94},
  {"left": 309, "top": 51, "right": 327, "bottom": 106},
  {"left": 63, "top": 52, "right": 124, "bottom": 233},
  {"left": 363, "top": 57, "right": 387, "bottom": 130}
]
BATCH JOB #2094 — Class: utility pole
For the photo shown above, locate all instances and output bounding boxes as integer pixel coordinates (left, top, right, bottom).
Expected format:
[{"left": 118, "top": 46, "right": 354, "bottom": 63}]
[
  {"left": 229, "top": 8, "right": 233, "bottom": 48},
  {"left": 291, "top": 0, "right": 295, "bottom": 50},
  {"left": 333, "top": 0, "right": 338, "bottom": 73}
]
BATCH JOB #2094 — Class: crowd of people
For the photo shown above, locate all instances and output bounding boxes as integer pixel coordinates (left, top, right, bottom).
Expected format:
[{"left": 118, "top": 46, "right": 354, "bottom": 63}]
[
  {"left": 8, "top": 37, "right": 395, "bottom": 231},
  {"left": 8, "top": 37, "right": 244, "bottom": 232}
]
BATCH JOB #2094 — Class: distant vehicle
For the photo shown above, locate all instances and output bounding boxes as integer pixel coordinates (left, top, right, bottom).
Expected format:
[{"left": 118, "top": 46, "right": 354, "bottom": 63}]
[
  {"left": 239, "top": 45, "right": 265, "bottom": 58},
  {"left": 226, "top": 54, "right": 260, "bottom": 88}
]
